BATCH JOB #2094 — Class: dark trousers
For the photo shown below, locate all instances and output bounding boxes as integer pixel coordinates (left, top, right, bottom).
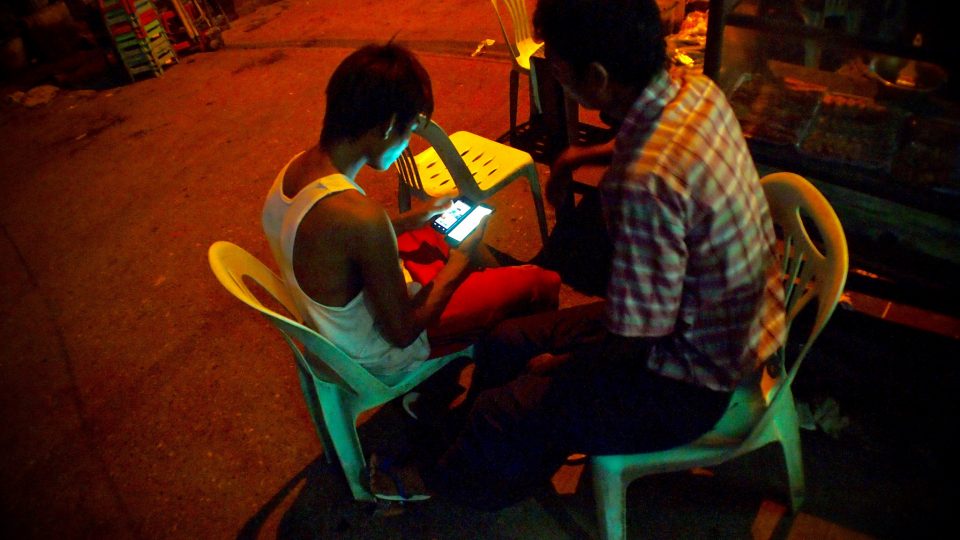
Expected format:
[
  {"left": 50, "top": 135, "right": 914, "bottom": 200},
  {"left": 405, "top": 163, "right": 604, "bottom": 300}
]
[
  {"left": 426, "top": 303, "right": 731, "bottom": 510},
  {"left": 535, "top": 188, "right": 612, "bottom": 297}
]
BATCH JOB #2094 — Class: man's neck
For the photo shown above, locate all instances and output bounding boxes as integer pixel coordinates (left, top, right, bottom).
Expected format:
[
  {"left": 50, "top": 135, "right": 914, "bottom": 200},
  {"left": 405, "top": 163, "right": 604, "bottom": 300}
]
[
  {"left": 327, "top": 142, "right": 366, "bottom": 180},
  {"left": 601, "top": 69, "right": 670, "bottom": 124},
  {"left": 286, "top": 144, "right": 365, "bottom": 197},
  {"left": 601, "top": 82, "right": 643, "bottom": 124}
]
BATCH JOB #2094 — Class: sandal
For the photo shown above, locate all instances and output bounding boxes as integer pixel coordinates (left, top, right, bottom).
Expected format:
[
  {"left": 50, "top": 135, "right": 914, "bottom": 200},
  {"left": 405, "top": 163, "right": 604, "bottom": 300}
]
[{"left": 364, "top": 453, "right": 432, "bottom": 502}]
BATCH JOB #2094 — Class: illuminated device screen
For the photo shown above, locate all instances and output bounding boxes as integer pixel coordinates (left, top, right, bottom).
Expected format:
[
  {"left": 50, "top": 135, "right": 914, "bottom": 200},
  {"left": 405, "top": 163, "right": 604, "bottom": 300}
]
[
  {"left": 447, "top": 205, "right": 493, "bottom": 242},
  {"left": 432, "top": 199, "right": 472, "bottom": 232}
]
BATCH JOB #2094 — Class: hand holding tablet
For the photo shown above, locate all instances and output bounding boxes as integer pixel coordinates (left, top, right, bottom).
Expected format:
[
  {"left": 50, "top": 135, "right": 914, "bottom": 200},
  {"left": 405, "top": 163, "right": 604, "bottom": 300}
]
[{"left": 430, "top": 197, "right": 493, "bottom": 245}]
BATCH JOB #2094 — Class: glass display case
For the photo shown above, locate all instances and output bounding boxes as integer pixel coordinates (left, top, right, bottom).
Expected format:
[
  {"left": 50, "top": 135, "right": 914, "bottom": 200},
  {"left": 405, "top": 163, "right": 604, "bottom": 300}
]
[{"left": 700, "top": 0, "right": 959, "bottom": 309}]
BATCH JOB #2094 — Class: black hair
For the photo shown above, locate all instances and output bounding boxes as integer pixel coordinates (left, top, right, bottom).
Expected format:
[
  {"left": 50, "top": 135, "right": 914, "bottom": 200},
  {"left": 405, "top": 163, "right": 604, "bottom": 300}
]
[
  {"left": 533, "top": 0, "right": 666, "bottom": 90},
  {"left": 319, "top": 43, "right": 434, "bottom": 149}
]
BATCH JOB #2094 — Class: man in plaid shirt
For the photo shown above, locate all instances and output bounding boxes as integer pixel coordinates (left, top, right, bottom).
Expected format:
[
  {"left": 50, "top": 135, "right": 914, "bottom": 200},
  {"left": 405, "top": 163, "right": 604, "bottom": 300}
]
[{"left": 425, "top": 0, "right": 785, "bottom": 510}]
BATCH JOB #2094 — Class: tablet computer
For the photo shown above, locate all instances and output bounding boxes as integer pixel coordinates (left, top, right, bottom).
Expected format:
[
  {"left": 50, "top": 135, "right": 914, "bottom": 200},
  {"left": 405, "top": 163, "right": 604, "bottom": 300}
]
[{"left": 430, "top": 197, "right": 493, "bottom": 245}]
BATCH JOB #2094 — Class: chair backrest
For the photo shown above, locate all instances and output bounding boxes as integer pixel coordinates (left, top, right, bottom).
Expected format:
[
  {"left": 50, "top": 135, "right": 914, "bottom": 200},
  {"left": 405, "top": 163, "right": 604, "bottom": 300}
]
[
  {"left": 759, "top": 172, "right": 848, "bottom": 408},
  {"left": 396, "top": 147, "right": 425, "bottom": 194},
  {"left": 396, "top": 119, "right": 485, "bottom": 201},
  {"left": 207, "top": 241, "right": 392, "bottom": 397},
  {"left": 704, "top": 172, "right": 848, "bottom": 443},
  {"left": 490, "top": 0, "right": 535, "bottom": 61}
]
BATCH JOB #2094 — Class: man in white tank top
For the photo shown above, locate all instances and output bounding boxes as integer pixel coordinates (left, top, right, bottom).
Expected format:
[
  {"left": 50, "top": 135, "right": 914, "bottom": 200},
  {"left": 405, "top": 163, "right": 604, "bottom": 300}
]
[
  {"left": 264, "top": 43, "right": 486, "bottom": 383},
  {"left": 263, "top": 44, "right": 561, "bottom": 384},
  {"left": 262, "top": 44, "right": 563, "bottom": 501}
]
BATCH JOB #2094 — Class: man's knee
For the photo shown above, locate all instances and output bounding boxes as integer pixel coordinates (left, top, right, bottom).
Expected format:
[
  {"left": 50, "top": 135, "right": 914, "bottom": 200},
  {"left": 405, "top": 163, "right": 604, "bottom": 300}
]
[{"left": 523, "top": 266, "right": 561, "bottom": 309}]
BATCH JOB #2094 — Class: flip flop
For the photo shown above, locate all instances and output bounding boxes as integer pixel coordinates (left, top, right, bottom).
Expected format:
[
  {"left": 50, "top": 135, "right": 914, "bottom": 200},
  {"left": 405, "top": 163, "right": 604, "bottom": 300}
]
[{"left": 364, "top": 454, "right": 431, "bottom": 502}]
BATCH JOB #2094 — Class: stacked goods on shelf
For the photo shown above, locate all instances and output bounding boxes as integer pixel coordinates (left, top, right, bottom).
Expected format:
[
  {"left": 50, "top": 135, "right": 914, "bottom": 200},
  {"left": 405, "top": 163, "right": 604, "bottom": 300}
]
[
  {"left": 797, "top": 92, "right": 907, "bottom": 172},
  {"left": 99, "top": 0, "right": 177, "bottom": 80},
  {"left": 667, "top": 8, "right": 708, "bottom": 72},
  {"left": 727, "top": 74, "right": 823, "bottom": 146}
]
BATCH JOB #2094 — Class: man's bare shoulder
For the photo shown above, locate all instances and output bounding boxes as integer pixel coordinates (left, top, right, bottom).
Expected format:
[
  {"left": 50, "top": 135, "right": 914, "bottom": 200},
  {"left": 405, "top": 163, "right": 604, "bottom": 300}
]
[{"left": 298, "top": 190, "right": 392, "bottom": 244}]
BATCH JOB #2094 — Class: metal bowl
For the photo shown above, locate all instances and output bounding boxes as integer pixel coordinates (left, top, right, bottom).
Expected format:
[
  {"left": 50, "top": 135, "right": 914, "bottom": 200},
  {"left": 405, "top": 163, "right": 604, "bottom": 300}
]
[{"left": 868, "top": 55, "right": 947, "bottom": 94}]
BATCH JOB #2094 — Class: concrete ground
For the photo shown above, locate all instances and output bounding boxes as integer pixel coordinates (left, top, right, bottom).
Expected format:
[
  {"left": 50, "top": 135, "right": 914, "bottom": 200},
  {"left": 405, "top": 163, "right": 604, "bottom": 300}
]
[{"left": 1, "top": 1, "right": 957, "bottom": 538}]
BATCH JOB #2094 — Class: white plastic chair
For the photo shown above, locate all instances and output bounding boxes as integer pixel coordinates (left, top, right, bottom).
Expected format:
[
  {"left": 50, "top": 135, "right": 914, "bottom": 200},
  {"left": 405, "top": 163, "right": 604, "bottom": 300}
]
[
  {"left": 490, "top": 0, "right": 543, "bottom": 141},
  {"left": 208, "top": 241, "right": 472, "bottom": 501},
  {"left": 589, "top": 172, "right": 849, "bottom": 540},
  {"left": 396, "top": 118, "right": 549, "bottom": 244}
]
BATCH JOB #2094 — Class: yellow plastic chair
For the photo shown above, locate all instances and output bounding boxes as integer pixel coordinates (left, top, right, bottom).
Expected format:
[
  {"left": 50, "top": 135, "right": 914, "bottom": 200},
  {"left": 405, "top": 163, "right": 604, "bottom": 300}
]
[
  {"left": 396, "top": 118, "right": 549, "bottom": 244},
  {"left": 590, "top": 172, "right": 849, "bottom": 540},
  {"left": 207, "top": 241, "right": 472, "bottom": 501},
  {"left": 490, "top": 0, "right": 543, "bottom": 140}
]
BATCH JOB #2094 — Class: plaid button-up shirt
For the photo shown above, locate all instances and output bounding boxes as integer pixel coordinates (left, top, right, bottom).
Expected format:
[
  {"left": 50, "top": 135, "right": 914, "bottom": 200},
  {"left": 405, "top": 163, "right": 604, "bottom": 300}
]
[{"left": 600, "top": 70, "right": 786, "bottom": 392}]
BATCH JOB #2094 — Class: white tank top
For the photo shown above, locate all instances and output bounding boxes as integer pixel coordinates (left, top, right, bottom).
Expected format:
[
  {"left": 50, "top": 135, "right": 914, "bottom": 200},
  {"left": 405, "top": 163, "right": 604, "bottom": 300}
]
[
  {"left": 268, "top": 156, "right": 430, "bottom": 383},
  {"left": 262, "top": 151, "right": 306, "bottom": 271},
  {"left": 263, "top": 152, "right": 415, "bottom": 282}
]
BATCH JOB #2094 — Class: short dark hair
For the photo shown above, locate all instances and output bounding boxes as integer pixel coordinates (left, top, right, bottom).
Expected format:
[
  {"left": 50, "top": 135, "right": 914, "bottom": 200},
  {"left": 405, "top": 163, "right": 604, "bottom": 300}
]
[
  {"left": 533, "top": 0, "right": 666, "bottom": 89},
  {"left": 319, "top": 43, "right": 434, "bottom": 149}
]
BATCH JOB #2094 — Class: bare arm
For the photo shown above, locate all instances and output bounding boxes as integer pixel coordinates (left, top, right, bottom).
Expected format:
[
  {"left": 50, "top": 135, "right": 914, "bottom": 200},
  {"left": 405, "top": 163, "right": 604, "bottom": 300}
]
[
  {"left": 547, "top": 140, "right": 616, "bottom": 207},
  {"left": 391, "top": 197, "right": 453, "bottom": 236},
  {"left": 355, "top": 203, "right": 478, "bottom": 347}
]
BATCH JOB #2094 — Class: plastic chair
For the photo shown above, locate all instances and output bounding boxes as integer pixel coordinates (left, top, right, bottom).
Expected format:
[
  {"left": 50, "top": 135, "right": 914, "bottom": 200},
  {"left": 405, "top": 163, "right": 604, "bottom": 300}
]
[
  {"left": 589, "top": 172, "right": 849, "bottom": 540},
  {"left": 207, "top": 241, "right": 472, "bottom": 501},
  {"left": 396, "top": 118, "right": 549, "bottom": 244},
  {"left": 490, "top": 0, "right": 543, "bottom": 142}
]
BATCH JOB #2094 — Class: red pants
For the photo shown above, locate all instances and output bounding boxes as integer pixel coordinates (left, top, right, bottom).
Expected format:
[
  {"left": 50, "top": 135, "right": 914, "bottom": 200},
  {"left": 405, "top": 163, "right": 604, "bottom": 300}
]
[{"left": 396, "top": 226, "right": 561, "bottom": 357}]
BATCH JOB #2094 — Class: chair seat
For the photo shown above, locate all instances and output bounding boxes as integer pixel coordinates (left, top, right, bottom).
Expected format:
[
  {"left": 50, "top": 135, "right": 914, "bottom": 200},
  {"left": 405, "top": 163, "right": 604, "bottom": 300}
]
[
  {"left": 397, "top": 118, "right": 549, "bottom": 245},
  {"left": 412, "top": 131, "right": 538, "bottom": 198}
]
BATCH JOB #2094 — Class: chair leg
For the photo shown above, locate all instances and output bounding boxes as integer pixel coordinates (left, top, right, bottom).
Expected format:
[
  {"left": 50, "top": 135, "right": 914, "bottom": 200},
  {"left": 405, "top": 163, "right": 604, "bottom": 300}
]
[
  {"left": 317, "top": 388, "right": 375, "bottom": 501},
  {"left": 775, "top": 391, "right": 806, "bottom": 511},
  {"left": 509, "top": 69, "right": 519, "bottom": 145},
  {"left": 528, "top": 64, "right": 542, "bottom": 116},
  {"left": 592, "top": 462, "right": 628, "bottom": 540},
  {"left": 526, "top": 166, "right": 549, "bottom": 245},
  {"left": 398, "top": 179, "right": 412, "bottom": 213},
  {"left": 296, "top": 364, "right": 336, "bottom": 465}
]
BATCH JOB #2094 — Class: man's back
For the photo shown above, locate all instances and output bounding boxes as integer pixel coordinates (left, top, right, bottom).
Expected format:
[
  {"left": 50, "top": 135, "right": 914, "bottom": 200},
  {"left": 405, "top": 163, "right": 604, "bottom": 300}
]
[
  {"left": 290, "top": 187, "right": 372, "bottom": 308},
  {"left": 270, "top": 163, "right": 432, "bottom": 379},
  {"left": 263, "top": 152, "right": 372, "bottom": 309},
  {"left": 600, "top": 70, "right": 785, "bottom": 392}
]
